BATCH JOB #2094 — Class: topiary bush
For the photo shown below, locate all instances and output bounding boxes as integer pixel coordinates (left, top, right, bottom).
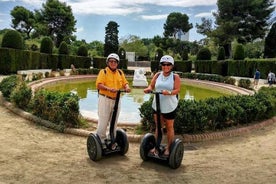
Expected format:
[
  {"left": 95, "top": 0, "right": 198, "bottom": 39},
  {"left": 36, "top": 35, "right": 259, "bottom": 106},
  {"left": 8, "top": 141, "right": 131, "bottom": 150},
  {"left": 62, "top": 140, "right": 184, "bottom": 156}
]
[
  {"left": 77, "top": 45, "right": 88, "bottom": 56},
  {"left": 40, "top": 37, "right": 53, "bottom": 54},
  {"left": 181, "top": 48, "right": 189, "bottom": 60},
  {"left": 1, "top": 29, "right": 23, "bottom": 49},
  {"left": 118, "top": 47, "right": 126, "bottom": 59},
  {"left": 196, "top": 47, "right": 211, "bottom": 60},
  {"left": 58, "top": 41, "right": 69, "bottom": 55},
  {"left": 217, "top": 46, "right": 225, "bottom": 60},
  {"left": 155, "top": 48, "right": 163, "bottom": 61},
  {"left": 233, "top": 44, "right": 245, "bottom": 60}
]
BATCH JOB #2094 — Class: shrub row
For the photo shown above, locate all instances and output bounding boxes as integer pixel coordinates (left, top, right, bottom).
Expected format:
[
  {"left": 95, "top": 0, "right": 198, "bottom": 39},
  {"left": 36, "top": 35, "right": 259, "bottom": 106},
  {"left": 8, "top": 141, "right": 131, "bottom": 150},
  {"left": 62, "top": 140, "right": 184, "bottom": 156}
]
[
  {"left": 139, "top": 87, "right": 276, "bottom": 134},
  {"left": 0, "top": 48, "right": 91, "bottom": 74},
  {"left": 0, "top": 75, "right": 82, "bottom": 130}
]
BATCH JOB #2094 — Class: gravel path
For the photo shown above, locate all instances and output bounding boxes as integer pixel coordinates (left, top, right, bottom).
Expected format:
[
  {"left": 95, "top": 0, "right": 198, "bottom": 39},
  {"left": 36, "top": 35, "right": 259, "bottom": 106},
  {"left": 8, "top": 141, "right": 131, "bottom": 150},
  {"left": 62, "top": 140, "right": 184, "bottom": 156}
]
[{"left": 1, "top": 103, "right": 276, "bottom": 184}]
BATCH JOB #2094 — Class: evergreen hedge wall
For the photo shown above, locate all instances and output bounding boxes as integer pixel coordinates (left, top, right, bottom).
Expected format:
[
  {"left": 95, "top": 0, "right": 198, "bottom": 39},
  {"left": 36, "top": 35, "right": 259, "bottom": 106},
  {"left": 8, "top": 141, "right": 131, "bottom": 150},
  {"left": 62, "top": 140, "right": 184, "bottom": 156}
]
[
  {"left": 194, "top": 59, "right": 276, "bottom": 79},
  {"left": 150, "top": 60, "right": 192, "bottom": 73},
  {"left": 0, "top": 48, "right": 91, "bottom": 74},
  {"left": 92, "top": 57, "right": 128, "bottom": 69}
]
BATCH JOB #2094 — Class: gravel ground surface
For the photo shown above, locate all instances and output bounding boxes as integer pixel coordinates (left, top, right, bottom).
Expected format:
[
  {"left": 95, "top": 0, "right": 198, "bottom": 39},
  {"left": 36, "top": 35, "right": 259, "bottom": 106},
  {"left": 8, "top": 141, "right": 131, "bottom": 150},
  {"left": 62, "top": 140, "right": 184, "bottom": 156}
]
[
  {"left": 0, "top": 103, "right": 276, "bottom": 184},
  {"left": 0, "top": 74, "right": 275, "bottom": 184}
]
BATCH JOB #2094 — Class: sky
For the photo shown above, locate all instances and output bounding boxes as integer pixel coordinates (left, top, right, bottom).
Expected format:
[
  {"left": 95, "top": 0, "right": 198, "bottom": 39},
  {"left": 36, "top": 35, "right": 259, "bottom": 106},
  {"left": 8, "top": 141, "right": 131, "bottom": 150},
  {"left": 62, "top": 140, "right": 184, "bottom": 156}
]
[{"left": 0, "top": 0, "right": 275, "bottom": 43}]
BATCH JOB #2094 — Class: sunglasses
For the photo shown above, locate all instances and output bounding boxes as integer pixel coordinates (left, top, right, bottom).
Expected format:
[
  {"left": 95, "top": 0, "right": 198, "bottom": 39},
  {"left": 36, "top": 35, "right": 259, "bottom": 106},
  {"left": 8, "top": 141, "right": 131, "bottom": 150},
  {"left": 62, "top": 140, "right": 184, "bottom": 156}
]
[
  {"left": 161, "top": 63, "right": 172, "bottom": 66},
  {"left": 109, "top": 60, "right": 118, "bottom": 64}
]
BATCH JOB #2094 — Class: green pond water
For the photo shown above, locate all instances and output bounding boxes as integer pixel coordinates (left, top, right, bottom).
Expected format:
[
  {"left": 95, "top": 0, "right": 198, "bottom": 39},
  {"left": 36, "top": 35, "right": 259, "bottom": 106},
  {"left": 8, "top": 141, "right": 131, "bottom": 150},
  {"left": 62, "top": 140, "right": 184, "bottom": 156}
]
[{"left": 45, "top": 79, "right": 229, "bottom": 124}]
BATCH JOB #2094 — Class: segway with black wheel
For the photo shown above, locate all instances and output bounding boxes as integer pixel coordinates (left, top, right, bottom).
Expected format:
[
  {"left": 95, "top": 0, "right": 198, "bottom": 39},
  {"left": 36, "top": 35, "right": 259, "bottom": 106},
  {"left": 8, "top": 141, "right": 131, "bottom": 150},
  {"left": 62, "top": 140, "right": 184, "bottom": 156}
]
[
  {"left": 87, "top": 90, "right": 129, "bottom": 161},
  {"left": 139, "top": 91, "right": 184, "bottom": 169}
]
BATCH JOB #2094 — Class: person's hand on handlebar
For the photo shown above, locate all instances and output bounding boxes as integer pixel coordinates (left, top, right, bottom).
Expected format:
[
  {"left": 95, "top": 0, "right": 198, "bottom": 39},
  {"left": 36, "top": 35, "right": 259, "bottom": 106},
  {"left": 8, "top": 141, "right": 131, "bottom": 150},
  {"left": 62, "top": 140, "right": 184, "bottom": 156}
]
[
  {"left": 161, "top": 90, "right": 172, "bottom": 95},
  {"left": 124, "top": 84, "right": 131, "bottom": 93},
  {"left": 144, "top": 87, "right": 152, "bottom": 94}
]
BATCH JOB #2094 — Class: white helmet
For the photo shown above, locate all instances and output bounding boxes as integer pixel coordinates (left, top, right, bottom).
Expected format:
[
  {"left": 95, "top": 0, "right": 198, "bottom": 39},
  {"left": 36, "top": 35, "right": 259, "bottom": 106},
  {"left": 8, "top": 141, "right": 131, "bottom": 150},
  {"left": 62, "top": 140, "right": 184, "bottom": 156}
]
[
  {"left": 160, "top": 55, "right": 174, "bottom": 65},
  {"left": 106, "top": 53, "right": 120, "bottom": 64}
]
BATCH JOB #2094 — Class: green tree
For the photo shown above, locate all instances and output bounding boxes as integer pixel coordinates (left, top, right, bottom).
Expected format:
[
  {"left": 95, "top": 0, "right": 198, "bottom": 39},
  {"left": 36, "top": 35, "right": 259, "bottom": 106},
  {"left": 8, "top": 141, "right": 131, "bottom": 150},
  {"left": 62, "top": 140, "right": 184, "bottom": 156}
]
[
  {"left": 264, "top": 22, "right": 276, "bottom": 58},
  {"left": 196, "top": 17, "right": 213, "bottom": 37},
  {"left": 195, "top": 17, "right": 213, "bottom": 45},
  {"left": 211, "top": 0, "right": 274, "bottom": 58},
  {"left": 120, "top": 35, "right": 148, "bottom": 59},
  {"left": 244, "top": 40, "right": 264, "bottom": 58},
  {"left": 10, "top": 6, "right": 35, "bottom": 39},
  {"left": 36, "top": 0, "right": 76, "bottom": 47},
  {"left": 163, "top": 12, "right": 193, "bottom": 39},
  {"left": 214, "top": 0, "right": 275, "bottom": 44},
  {"left": 104, "top": 21, "right": 119, "bottom": 56},
  {"left": 88, "top": 41, "right": 104, "bottom": 57}
]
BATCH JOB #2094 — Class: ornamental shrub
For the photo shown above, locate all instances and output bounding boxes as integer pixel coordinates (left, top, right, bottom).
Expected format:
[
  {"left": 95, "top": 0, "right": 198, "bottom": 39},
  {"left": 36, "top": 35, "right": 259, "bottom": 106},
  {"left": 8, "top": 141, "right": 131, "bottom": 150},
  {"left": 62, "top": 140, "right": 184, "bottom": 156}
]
[
  {"left": 77, "top": 45, "right": 88, "bottom": 56},
  {"left": 0, "top": 75, "right": 18, "bottom": 100},
  {"left": 40, "top": 37, "right": 53, "bottom": 54},
  {"left": 181, "top": 48, "right": 189, "bottom": 60},
  {"left": 58, "top": 41, "right": 69, "bottom": 55},
  {"left": 118, "top": 47, "right": 126, "bottom": 59},
  {"left": 10, "top": 81, "right": 32, "bottom": 110},
  {"left": 217, "top": 46, "right": 225, "bottom": 60},
  {"left": 30, "top": 89, "right": 80, "bottom": 128},
  {"left": 196, "top": 47, "right": 211, "bottom": 60},
  {"left": 238, "top": 79, "right": 251, "bottom": 89},
  {"left": 1, "top": 30, "right": 23, "bottom": 49},
  {"left": 155, "top": 48, "right": 163, "bottom": 61},
  {"left": 233, "top": 44, "right": 245, "bottom": 60}
]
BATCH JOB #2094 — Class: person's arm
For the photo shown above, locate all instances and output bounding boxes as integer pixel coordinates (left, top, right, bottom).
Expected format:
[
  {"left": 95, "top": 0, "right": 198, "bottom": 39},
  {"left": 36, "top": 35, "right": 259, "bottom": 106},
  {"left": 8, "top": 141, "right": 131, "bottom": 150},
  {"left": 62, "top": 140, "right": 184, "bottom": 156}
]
[
  {"left": 121, "top": 71, "right": 131, "bottom": 92},
  {"left": 124, "top": 83, "right": 131, "bottom": 92},
  {"left": 144, "top": 73, "right": 159, "bottom": 93}
]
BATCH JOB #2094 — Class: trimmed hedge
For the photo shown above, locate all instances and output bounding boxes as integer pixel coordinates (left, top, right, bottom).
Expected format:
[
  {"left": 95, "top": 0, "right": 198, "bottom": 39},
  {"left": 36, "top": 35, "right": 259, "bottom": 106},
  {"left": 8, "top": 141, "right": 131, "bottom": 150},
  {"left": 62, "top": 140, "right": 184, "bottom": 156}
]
[
  {"left": 0, "top": 48, "right": 91, "bottom": 74},
  {"left": 0, "top": 76, "right": 82, "bottom": 129},
  {"left": 1, "top": 30, "right": 23, "bottom": 50},
  {"left": 139, "top": 87, "right": 276, "bottom": 134},
  {"left": 150, "top": 60, "right": 192, "bottom": 73}
]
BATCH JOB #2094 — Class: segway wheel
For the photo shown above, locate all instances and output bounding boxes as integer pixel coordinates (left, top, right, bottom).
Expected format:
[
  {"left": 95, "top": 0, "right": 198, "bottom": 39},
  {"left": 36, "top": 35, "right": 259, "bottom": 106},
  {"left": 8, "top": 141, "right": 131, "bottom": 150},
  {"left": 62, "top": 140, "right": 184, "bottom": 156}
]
[
  {"left": 87, "top": 133, "right": 102, "bottom": 161},
  {"left": 139, "top": 133, "right": 156, "bottom": 161},
  {"left": 168, "top": 139, "right": 184, "bottom": 169},
  {"left": 115, "top": 129, "right": 129, "bottom": 155}
]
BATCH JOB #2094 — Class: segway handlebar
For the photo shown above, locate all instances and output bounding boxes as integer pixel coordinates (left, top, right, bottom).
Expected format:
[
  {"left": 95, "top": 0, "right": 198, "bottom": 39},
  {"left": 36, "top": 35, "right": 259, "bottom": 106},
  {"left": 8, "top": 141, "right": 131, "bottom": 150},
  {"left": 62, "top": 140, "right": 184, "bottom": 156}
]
[{"left": 147, "top": 90, "right": 163, "bottom": 94}]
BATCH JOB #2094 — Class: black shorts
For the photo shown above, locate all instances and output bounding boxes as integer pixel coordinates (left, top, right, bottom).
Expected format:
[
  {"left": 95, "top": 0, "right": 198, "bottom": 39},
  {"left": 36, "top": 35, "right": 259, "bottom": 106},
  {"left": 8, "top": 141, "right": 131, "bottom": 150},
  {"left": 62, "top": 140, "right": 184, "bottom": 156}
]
[{"left": 153, "top": 108, "right": 177, "bottom": 120}]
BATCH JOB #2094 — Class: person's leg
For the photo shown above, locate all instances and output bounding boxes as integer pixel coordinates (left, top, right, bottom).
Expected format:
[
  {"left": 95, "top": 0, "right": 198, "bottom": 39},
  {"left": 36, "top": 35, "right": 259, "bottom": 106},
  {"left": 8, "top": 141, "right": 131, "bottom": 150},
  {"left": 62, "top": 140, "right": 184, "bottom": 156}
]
[
  {"left": 164, "top": 118, "right": 175, "bottom": 155},
  {"left": 107, "top": 99, "right": 121, "bottom": 149},
  {"left": 97, "top": 96, "right": 112, "bottom": 143}
]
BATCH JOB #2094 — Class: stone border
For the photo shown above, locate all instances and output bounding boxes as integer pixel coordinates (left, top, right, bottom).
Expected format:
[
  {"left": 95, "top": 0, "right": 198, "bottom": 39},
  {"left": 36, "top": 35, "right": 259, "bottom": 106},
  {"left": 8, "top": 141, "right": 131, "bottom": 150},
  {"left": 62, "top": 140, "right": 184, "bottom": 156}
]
[{"left": 1, "top": 82, "right": 275, "bottom": 143}]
